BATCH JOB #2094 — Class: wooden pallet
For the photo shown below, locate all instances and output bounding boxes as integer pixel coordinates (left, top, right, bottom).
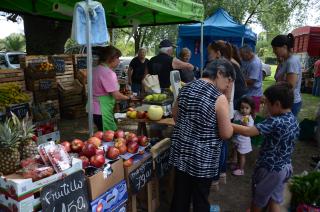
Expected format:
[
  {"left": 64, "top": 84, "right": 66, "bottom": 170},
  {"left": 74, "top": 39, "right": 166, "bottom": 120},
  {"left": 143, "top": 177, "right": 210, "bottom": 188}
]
[{"left": 20, "top": 55, "right": 48, "bottom": 69}]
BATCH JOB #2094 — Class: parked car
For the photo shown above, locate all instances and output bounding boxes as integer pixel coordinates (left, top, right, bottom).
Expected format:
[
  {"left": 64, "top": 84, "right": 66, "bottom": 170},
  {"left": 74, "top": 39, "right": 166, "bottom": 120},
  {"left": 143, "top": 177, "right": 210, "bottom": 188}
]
[
  {"left": 262, "top": 62, "right": 271, "bottom": 80},
  {"left": 114, "top": 57, "right": 134, "bottom": 78},
  {"left": 0, "top": 51, "right": 26, "bottom": 69}
]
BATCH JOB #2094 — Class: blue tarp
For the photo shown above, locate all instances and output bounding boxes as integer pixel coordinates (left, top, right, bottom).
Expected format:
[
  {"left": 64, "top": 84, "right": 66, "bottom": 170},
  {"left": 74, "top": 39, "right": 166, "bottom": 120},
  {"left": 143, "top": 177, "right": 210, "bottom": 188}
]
[{"left": 177, "top": 8, "right": 257, "bottom": 68}]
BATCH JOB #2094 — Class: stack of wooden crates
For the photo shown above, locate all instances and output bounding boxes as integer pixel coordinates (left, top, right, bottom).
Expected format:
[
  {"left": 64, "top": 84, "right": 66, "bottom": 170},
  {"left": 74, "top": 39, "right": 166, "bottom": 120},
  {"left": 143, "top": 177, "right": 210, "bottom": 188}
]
[
  {"left": 52, "top": 54, "right": 86, "bottom": 119},
  {"left": 21, "top": 55, "right": 60, "bottom": 121}
]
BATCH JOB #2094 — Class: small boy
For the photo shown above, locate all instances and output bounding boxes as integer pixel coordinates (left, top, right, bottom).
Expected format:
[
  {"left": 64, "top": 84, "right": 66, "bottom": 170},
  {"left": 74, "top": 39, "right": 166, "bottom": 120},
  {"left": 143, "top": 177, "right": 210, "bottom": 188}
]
[{"left": 232, "top": 82, "right": 299, "bottom": 212}]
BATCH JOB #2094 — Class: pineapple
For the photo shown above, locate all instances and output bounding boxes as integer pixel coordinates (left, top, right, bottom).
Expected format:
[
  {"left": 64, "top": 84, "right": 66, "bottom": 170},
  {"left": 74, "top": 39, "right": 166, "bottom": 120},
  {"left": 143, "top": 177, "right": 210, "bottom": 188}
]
[
  {"left": 0, "top": 117, "right": 21, "bottom": 175},
  {"left": 18, "top": 114, "right": 38, "bottom": 160}
]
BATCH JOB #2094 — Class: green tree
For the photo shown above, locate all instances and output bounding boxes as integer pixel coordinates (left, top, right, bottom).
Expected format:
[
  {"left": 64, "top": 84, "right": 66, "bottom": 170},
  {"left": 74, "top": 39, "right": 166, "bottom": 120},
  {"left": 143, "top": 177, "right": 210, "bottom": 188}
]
[{"left": 0, "top": 33, "right": 25, "bottom": 51}]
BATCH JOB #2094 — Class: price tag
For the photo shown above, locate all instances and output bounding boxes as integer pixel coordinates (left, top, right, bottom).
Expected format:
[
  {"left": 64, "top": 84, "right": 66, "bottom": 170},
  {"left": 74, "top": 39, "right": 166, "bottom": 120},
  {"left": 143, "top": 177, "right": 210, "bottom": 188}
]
[
  {"left": 53, "top": 58, "right": 65, "bottom": 73},
  {"left": 77, "top": 57, "right": 87, "bottom": 70},
  {"left": 6, "top": 103, "right": 29, "bottom": 119},
  {"left": 40, "top": 171, "right": 89, "bottom": 212},
  {"left": 155, "top": 148, "right": 172, "bottom": 178},
  {"left": 128, "top": 157, "right": 153, "bottom": 194},
  {"left": 39, "top": 80, "right": 52, "bottom": 90}
]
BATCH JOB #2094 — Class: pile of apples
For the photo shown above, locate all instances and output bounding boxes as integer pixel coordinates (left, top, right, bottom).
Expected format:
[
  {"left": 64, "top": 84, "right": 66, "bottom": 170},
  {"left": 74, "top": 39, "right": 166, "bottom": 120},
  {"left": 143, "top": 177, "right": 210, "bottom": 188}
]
[{"left": 126, "top": 107, "right": 147, "bottom": 119}]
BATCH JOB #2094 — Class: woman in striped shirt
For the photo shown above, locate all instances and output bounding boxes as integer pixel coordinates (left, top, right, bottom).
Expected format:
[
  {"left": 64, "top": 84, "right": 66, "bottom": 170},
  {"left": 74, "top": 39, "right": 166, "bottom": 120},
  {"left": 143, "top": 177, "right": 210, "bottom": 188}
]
[{"left": 169, "top": 58, "right": 235, "bottom": 212}]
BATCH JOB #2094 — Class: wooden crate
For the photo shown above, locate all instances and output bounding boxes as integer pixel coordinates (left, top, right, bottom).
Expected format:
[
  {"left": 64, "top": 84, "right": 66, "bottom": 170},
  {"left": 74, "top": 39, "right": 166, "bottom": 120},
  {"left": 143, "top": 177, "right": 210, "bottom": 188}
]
[
  {"left": 76, "top": 69, "right": 87, "bottom": 84},
  {"left": 61, "top": 104, "right": 86, "bottom": 119},
  {"left": 32, "top": 100, "right": 60, "bottom": 121},
  {"left": 0, "top": 69, "right": 26, "bottom": 90},
  {"left": 20, "top": 55, "right": 48, "bottom": 69},
  {"left": 73, "top": 54, "right": 87, "bottom": 73},
  {"left": 56, "top": 75, "right": 74, "bottom": 84},
  {"left": 33, "top": 89, "right": 58, "bottom": 103},
  {"left": 49, "top": 54, "right": 74, "bottom": 75},
  {"left": 26, "top": 78, "right": 57, "bottom": 91},
  {"left": 58, "top": 79, "right": 83, "bottom": 97},
  {"left": 59, "top": 94, "right": 83, "bottom": 107}
]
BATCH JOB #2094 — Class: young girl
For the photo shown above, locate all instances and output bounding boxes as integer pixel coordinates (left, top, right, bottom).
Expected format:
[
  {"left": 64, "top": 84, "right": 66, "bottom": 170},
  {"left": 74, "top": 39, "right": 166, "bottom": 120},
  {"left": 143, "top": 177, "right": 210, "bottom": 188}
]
[{"left": 232, "top": 96, "right": 255, "bottom": 176}]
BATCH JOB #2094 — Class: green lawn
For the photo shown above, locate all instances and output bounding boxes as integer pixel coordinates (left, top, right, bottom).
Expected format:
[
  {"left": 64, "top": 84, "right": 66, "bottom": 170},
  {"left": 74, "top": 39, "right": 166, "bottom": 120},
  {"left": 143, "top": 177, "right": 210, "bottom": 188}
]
[{"left": 262, "top": 65, "right": 320, "bottom": 121}]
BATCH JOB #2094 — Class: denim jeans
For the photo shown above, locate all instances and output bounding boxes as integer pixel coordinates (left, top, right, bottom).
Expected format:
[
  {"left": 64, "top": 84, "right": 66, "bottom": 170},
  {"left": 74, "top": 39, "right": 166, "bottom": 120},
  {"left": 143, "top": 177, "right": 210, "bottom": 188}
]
[
  {"left": 131, "top": 83, "right": 142, "bottom": 95},
  {"left": 312, "top": 77, "right": 320, "bottom": 97},
  {"left": 292, "top": 101, "right": 302, "bottom": 117}
]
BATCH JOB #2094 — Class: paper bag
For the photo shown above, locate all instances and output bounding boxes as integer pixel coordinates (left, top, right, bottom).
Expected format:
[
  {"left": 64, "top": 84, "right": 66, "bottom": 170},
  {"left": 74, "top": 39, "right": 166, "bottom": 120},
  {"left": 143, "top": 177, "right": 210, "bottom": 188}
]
[{"left": 142, "top": 74, "right": 161, "bottom": 93}]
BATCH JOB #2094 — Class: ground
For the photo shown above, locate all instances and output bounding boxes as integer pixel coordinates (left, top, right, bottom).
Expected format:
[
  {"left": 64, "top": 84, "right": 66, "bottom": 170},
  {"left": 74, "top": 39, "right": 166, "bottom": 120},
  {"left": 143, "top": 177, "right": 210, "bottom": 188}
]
[{"left": 58, "top": 66, "right": 320, "bottom": 212}]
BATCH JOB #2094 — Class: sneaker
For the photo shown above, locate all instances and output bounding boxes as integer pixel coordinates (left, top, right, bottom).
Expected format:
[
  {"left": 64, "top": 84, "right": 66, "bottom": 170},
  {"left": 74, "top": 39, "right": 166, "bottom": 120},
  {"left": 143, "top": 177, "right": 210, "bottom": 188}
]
[{"left": 232, "top": 169, "right": 244, "bottom": 176}]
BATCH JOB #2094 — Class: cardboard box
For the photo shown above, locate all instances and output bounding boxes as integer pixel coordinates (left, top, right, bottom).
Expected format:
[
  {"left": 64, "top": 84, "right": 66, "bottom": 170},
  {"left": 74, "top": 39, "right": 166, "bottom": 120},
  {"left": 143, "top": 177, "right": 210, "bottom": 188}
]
[
  {"left": 37, "top": 131, "right": 60, "bottom": 145},
  {"left": 0, "top": 193, "right": 35, "bottom": 212},
  {"left": 87, "top": 159, "right": 124, "bottom": 201},
  {"left": 0, "top": 158, "right": 82, "bottom": 201},
  {"left": 90, "top": 179, "right": 128, "bottom": 212}
]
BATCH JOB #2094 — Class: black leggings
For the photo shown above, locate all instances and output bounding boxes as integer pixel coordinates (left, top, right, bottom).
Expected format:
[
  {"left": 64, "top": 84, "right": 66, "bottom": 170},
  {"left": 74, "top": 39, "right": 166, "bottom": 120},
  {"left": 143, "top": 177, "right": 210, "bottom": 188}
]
[
  {"left": 170, "top": 169, "right": 212, "bottom": 212},
  {"left": 93, "top": 114, "right": 103, "bottom": 131}
]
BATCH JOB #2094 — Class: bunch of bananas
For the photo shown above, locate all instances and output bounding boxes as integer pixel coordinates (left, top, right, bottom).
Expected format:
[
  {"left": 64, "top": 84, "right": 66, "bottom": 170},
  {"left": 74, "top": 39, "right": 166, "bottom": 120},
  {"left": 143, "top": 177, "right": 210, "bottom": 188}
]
[
  {"left": 0, "top": 82, "right": 30, "bottom": 107},
  {"left": 39, "top": 62, "right": 54, "bottom": 72}
]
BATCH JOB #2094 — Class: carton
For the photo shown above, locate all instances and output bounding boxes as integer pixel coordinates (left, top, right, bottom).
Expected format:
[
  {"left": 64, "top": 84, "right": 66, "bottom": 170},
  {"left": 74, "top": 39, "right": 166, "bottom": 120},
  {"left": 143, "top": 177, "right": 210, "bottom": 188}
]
[
  {"left": 90, "top": 179, "right": 128, "bottom": 212},
  {"left": 86, "top": 159, "right": 124, "bottom": 200}
]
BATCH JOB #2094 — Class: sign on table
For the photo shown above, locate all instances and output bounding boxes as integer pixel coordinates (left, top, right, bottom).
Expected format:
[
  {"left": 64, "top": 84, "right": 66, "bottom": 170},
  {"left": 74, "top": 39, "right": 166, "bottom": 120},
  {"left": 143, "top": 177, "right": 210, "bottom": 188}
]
[
  {"left": 155, "top": 148, "right": 171, "bottom": 178},
  {"left": 129, "top": 157, "right": 153, "bottom": 194},
  {"left": 6, "top": 103, "right": 29, "bottom": 119},
  {"left": 39, "top": 79, "right": 52, "bottom": 90},
  {"left": 53, "top": 58, "right": 65, "bottom": 73},
  {"left": 77, "top": 57, "right": 87, "bottom": 70},
  {"left": 40, "top": 171, "right": 89, "bottom": 212}
]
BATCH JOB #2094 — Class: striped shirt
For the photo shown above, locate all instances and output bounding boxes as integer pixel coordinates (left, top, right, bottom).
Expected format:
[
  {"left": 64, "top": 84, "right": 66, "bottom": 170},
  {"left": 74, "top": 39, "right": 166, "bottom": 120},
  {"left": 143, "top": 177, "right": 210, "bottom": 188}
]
[{"left": 169, "top": 79, "right": 223, "bottom": 178}]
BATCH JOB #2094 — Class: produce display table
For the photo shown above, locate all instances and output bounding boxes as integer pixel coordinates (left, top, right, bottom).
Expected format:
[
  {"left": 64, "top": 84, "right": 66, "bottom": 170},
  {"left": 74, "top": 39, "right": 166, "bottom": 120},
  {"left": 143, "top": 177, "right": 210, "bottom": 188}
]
[{"left": 123, "top": 118, "right": 175, "bottom": 136}]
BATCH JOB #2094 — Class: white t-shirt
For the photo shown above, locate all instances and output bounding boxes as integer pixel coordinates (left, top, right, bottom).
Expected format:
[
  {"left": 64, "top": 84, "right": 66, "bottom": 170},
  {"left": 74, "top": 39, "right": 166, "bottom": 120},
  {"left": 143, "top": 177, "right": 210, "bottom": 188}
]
[{"left": 233, "top": 110, "right": 254, "bottom": 154}]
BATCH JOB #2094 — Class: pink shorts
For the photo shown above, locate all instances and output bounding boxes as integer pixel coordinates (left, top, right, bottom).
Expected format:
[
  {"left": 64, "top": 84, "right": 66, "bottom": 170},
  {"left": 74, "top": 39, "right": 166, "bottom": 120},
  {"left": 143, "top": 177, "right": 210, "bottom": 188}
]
[{"left": 252, "top": 96, "right": 261, "bottom": 113}]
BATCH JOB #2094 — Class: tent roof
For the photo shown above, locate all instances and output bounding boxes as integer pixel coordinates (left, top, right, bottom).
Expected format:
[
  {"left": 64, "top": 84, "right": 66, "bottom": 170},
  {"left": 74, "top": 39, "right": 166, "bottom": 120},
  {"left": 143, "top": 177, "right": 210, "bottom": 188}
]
[
  {"left": 0, "top": 0, "right": 204, "bottom": 27},
  {"left": 179, "top": 8, "right": 257, "bottom": 41}
]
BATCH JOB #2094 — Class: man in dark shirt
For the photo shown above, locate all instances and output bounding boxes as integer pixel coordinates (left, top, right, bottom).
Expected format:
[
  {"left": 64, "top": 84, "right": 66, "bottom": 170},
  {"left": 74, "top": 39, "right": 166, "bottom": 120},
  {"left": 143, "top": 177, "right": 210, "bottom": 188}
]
[
  {"left": 128, "top": 48, "right": 149, "bottom": 95},
  {"left": 146, "top": 39, "right": 194, "bottom": 89}
]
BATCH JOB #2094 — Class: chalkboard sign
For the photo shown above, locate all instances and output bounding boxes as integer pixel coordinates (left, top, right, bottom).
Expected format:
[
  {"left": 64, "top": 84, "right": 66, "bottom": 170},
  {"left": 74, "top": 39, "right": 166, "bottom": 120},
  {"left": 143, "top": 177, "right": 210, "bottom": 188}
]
[
  {"left": 155, "top": 149, "right": 172, "bottom": 178},
  {"left": 129, "top": 157, "right": 153, "bottom": 194},
  {"left": 39, "top": 79, "right": 52, "bottom": 90},
  {"left": 40, "top": 171, "right": 89, "bottom": 212},
  {"left": 53, "top": 58, "right": 65, "bottom": 73},
  {"left": 77, "top": 57, "right": 87, "bottom": 70},
  {"left": 6, "top": 103, "right": 29, "bottom": 119}
]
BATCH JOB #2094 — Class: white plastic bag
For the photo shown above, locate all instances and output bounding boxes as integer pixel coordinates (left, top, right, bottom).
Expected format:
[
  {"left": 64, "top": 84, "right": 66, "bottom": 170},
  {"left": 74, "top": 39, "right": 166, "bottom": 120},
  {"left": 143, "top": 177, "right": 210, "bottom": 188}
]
[{"left": 142, "top": 74, "right": 161, "bottom": 93}]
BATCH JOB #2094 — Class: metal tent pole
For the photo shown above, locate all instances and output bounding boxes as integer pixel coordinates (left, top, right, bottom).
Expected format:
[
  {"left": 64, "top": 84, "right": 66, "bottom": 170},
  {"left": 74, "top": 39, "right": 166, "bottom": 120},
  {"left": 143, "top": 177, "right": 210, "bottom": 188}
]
[
  {"left": 86, "top": 0, "right": 94, "bottom": 136},
  {"left": 200, "top": 21, "right": 204, "bottom": 76}
]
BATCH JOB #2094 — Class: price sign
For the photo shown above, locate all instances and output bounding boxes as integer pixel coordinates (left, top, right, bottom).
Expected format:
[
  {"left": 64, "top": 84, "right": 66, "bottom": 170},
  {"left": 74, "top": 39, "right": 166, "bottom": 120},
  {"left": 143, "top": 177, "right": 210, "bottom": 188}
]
[
  {"left": 6, "top": 103, "right": 29, "bottom": 119},
  {"left": 128, "top": 157, "right": 153, "bottom": 194},
  {"left": 40, "top": 171, "right": 89, "bottom": 212},
  {"left": 53, "top": 58, "right": 65, "bottom": 73},
  {"left": 155, "top": 149, "right": 172, "bottom": 178},
  {"left": 39, "top": 79, "right": 52, "bottom": 90},
  {"left": 77, "top": 57, "right": 87, "bottom": 70}
]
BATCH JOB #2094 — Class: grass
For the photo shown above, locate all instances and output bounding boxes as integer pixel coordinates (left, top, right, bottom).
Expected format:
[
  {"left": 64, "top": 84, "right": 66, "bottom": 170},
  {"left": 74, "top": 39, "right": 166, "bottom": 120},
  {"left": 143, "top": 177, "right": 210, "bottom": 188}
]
[{"left": 262, "top": 65, "right": 320, "bottom": 121}]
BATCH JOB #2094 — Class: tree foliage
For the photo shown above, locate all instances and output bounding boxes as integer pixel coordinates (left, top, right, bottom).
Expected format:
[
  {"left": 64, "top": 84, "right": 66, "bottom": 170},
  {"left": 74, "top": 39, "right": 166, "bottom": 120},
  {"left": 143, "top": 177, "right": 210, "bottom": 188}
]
[{"left": 0, "top": 33, "right": 25, "bottom": 51}]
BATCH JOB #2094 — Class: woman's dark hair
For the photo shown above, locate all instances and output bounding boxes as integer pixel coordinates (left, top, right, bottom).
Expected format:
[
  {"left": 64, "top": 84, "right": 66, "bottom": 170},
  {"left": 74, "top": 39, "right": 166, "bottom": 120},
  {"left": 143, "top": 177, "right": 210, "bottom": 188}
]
[
  {"left": 96, "top": 45, "right": 122, "bottom": 64},
  {"left": 203, "top": 58, "right": 236, "bottom": 81},
  {"left": 237, "top": 96, "right": 255, "bottom": 115},
  {"left": 264, "top": 82, "right": 294, "bottom": 109},
  {"left": 208, "top": 40, "right": 232, "bottom": 60},
  {"left": 231, "top": 44, "right": 241, "bottom": 65},
  {"left": 271, "top": 33, "right": 294, "bottom": 50}
]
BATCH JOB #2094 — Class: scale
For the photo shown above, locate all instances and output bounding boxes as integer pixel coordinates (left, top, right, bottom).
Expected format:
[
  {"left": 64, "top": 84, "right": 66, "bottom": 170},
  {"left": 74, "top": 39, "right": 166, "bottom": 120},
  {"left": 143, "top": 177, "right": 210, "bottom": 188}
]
[{"left": 170, "top": 70, "right": 182, "bottom": 102}]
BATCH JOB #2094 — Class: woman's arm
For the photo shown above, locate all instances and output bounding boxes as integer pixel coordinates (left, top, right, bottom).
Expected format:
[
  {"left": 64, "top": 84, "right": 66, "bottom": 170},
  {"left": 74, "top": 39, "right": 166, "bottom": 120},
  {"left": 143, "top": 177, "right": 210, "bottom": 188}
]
[
  {"left": 111, "top": 91, "right": 130, "bottom": 101},
  {"left": 215, "top": 95, "right": 233, "bottom": 139},
  {"left": 286, "top": 73, "right": 298, "bottom": 88},
  {"left": 232, "top": 123, "right": 260, "bottom": 137}
]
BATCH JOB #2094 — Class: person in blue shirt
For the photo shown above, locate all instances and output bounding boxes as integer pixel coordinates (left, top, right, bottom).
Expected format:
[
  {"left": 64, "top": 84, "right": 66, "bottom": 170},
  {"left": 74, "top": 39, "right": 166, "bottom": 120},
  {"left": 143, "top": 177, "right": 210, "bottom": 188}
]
[{"left": 232, "top": 82, "right": 299, "bottom": 212}]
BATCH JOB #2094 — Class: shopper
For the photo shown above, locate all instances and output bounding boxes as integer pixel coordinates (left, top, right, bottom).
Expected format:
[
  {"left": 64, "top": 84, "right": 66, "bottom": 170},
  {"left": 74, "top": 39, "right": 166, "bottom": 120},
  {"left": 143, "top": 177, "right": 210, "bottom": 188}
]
[
  {"left": 240, "top": 45, "right": 263, "bottom": 113},
  {"left": 169, "top": 58, "right": 235, "bottom": 212},
  {"left": 312, "top": 59, "right": 320, "bottom": 96},
  {"left": 92, "top": 46, "right": 131, "bottom": 131},
  {"left": 178, "top": 47, "right": 196, "bottom": 83},
  {"left": 231, "top": 96, "right": 255, "bottom": 176},
  {"left": 232, "top": 82, "right": 299, "bottom": 212},
  {"left": 271, "top": 33, "right": 302, "bottom": 116},
  {"left": 128, "top": 48, "right": 149, "bottom": 95}
]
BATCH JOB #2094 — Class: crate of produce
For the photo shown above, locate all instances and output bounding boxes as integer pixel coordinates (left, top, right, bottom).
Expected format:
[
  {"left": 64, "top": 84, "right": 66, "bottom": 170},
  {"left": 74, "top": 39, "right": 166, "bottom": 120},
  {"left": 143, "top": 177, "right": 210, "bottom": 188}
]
[
  {"left": 0, "top": 69, "right": 26, "bottom": 91},
  {"left": 33, "top": 89, "right": 58, "bottom": 103},
  {"left": 58, "top": 79, "right": 83, "bottom": 96},
  {"left": 19, "top": 55, "right": 48, "bottom": 69},
  {"left": 0, "top": 82, "right": 31, "bottom": 108},
  {"left": 32, "top": 100, "right": 60, "bottom": 121},
  {"left": 26, "top": 78, "right": 57, "bottom": 91},
  {"left": 24, "top": 62, "right": 56, "bottom": 80},
  {"left": 49, "top": 54, "right": 74, "bottom": 76},
  {"left": 61, "top": 104, "right": 86, "bottom": 119}
]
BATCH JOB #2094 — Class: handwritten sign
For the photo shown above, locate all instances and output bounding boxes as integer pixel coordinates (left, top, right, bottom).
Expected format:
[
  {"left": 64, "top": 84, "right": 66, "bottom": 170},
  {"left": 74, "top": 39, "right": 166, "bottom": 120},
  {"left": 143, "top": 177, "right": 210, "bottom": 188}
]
[
  {"left": 39, "top": 79, "right": 52, "bottom": 90},
  {"left": 129, "top": 158, "right": 153, "bottom": 194},
  {"left": 53, "top": 58, "right": 65, "bottom": 73},
  {"left": 40, "top": 171, "right": 89, "bottom": 212},
  {"left": 6, "top": 103, "right": 29, "bottom": 119},
  {"left": 77, "top": 57, "right": 87, "bottom": 70},
  {"left": 155, "top": 149, "right": 172, "bottom": 178}
]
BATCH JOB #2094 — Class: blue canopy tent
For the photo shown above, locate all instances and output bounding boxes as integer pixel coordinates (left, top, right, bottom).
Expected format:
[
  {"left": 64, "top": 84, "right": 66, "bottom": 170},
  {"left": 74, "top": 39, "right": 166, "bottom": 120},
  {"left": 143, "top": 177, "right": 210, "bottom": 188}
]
[{"left": 177, "top": 8, "right": 257, "bottom": 68}]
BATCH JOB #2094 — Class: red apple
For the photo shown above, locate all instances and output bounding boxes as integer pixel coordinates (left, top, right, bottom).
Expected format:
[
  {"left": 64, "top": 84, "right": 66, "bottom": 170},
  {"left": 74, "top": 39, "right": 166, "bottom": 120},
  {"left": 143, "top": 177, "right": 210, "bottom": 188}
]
[
  {"left": 123, "top": 158, "right": 133, "bottom": 167},
  {"left": 115, "top": 138, "right": 126, "bottom": 147},
  {"left": 71, "top": 139, "right": 85, "bottom": 152},
  {"left": 127, "top": 141, "right": 139, "bottom": 154},
  {"left": 94, "top": 131, "right": 103, "bottom": 140},
  {"left": 61, "top": 141, "right": 71, "bottom": 152},
  {"left": 88, "top": 136, "right": 102, "bottom": 148},
  {"left": 103, "top": 130, "right": 114, "bottom": 142},
  {"left": 106, "top": 146, "right": 120, "bottom": 160},
  {"left": 127, "top": 136, "right": 138, "bottom": 144},
  {"left": 117, "top": 144, "right": 127, "bottom": 155},
  {"left": 79, "top": 156, "right": 90, "bottom": 168},
  {"left": 114, "top": 130, "right": 125, "bottom": 139},
  {"left": 95, "top": 148, "right": 105, "bottom": 155},
  {"left": 137, "top": 136, "right": 149, "bottom": 146},
  {"left": 82, "top": 143, "right": 97, "bottom": 158},
  {"left": 137, "top": 111, "right": 146, "bottom": 119},
  {"left": 126, "top": 132, "right": 137, "bottom": 140},
  {"left": 90, "top": 155, "right": 105, "bottom": 168}
]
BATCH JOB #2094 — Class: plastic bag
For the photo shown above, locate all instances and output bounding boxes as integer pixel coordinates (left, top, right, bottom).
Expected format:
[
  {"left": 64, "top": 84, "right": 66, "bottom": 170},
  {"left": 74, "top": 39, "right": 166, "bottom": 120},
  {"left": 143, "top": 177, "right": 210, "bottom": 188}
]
[
  {"left": 142, "top": 74, "right": 161, "bottom": 94},
  {"left": 45, "top": 144, "right": 72, "bottom": 172}
]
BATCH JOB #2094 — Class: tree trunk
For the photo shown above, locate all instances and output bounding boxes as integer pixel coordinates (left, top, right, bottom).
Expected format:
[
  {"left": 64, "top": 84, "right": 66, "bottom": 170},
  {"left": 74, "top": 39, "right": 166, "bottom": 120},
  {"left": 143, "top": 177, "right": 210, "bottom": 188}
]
[{"left": 23, "top": 15, "right": 71, "bottom": 55}]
